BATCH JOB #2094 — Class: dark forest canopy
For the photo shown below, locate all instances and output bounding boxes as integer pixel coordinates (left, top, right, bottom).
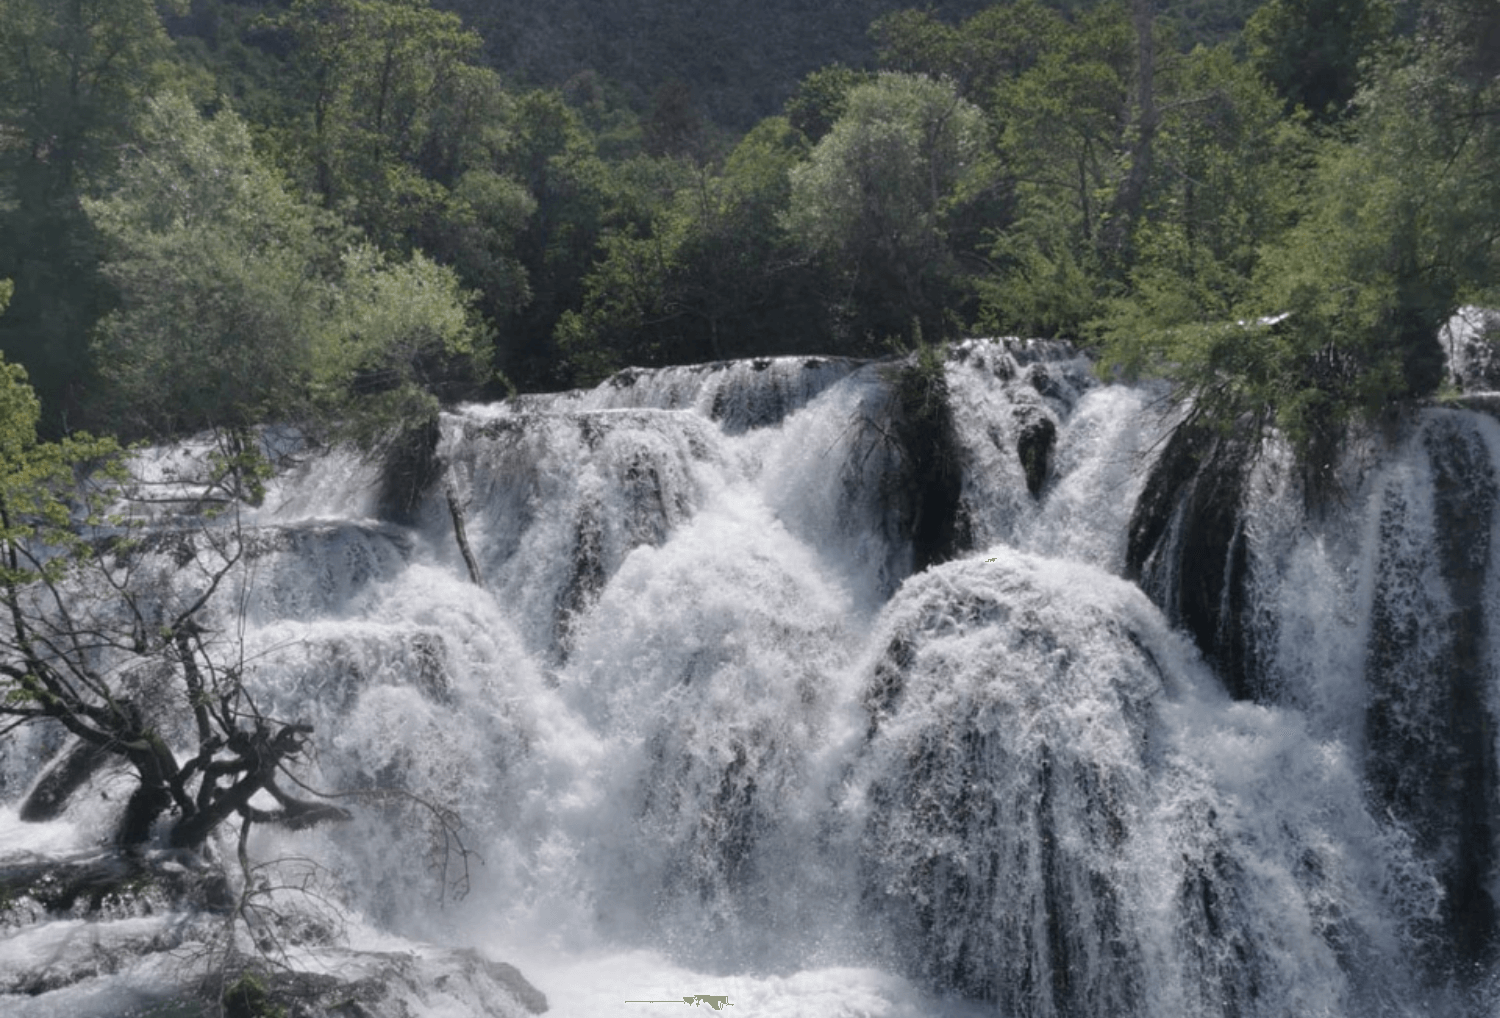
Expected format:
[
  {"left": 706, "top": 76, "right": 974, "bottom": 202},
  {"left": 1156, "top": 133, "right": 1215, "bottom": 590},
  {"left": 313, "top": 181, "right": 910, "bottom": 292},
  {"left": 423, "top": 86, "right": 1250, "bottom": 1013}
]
[{"left": 0, "top": 0, "right": 1495, "bottom": 468}]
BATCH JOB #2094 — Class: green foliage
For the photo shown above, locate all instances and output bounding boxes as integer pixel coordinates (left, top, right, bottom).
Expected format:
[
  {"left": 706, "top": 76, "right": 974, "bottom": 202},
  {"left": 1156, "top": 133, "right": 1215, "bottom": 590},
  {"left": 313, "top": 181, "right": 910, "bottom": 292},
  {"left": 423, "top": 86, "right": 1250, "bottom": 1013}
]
[
  {"left": 786, "top": 74, "right": 987, "bottom": 262},
  {"left": 0, "top": 358, "right": 43, "bottom": 470},
  {"left": 223, "top": 973, "right": 285, "bottom": 1018},
  {"left": 872, "top": 1, "right": 1067, "bottom": 98},
  {"left": 257, "top": 0, "right": 536, "bottom": 381},
  {"left": 1160, "top": 0, "right": 1267, "bottom": 43},
  {"left": 558, "top": 119, "right": 815, "bottom": 381},
  {"left": 1099, "top": 14, "right": 1500, "bottom": 469},
  {"left": 267, "top": 0, "right": 495, "bottom": 224},
  {"left": 1247, "top": 52, "right": 1498, "bottom": 436},
  {"left": 0, "top": 0, "right": 178, "bottom": 188},
  {"left": 0, "top": 0, "right": 1486, "bottom": 461},
  {"left": 492, "top": 90, "right": 616, "bottom": 388},
  {"left": 85, "top": 93, "right": 337, "bottom": 436},
  {"left": 434, "top": 0, "right": 997, "bottom": 131},
  {"left": 973, "top": 2, "right": 1134, "bottom": 336},
  {"left": 784, "top": 73, "right": 990, "bottom": 349},
  {"left": 421, "top": 168, "right": 536, "bottom": 320},
  {"left": 784, "top": 65, "right": 872, "bottom": 143},
  {"left": 0, "top": 354, "right": 120, "bottom": 594},
  {"left": 0, "top": 0, "right": 183, "bottom": 433},
  {"left": 559, "top": 71, "right": 646, "bottom": 160},
  {"left": 644, "top": 80, "right": 710, "bottom": 160},
  {"left": 87, "top": 93, "right": 486, "bottom": 442},
  {"left": 1095, "top": 44, "right": 1313, "bottom": 345},
  {"left": 317, "top": 243, "right": 490, "bottom": 445},
  {"left": 1246, "top": 0, "right": 1395, "bottom": 121},
  {"left": 979, "top": 203, "right": 1106, "bottom": 338},
  {"left": 892, "top": 338, "right": 951, "bottom": 428}
]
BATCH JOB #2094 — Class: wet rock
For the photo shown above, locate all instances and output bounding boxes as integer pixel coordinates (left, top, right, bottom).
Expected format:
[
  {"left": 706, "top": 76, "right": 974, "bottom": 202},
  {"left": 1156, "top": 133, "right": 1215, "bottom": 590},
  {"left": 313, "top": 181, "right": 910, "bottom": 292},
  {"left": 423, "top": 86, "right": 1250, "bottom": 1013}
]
[
  {"left": 856, "top": 552, "right": 1162, "bottom": 1013},
  {"left": 209, "top": 949, "right": 547, "bottom": 1018},
  {"left": 1013, "top": 409, "right": 1057, "bottom": 497},
  {"left": 0, "top": 854, "right": 547, "bottom": 1018},
  {"left": 0, "top": 850, "right": 233, "bottom": 932},
  {"left": 887, "top": 354, "right": 967, "bottom": 573},
  {"left": 1126, "top": 421, "right": 1261, "bottom": 701},
  {"left": 1365, "top": 413, "right": 1500, "bottom": 967},
  {"left": 376, "top": 416, "right": 443, "bottom": 525},
  {"left": 1027, "top": 362, "right": 1066, "bottom": 401},
  {"left": 19, "top": 738, "right": 112, "bottom": 822}
]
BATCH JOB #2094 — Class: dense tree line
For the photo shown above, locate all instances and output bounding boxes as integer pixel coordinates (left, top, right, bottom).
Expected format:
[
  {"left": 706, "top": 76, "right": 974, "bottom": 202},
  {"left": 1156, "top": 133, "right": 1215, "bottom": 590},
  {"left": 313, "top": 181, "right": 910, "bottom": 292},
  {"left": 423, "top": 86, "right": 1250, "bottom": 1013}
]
[{"left": 0, "top": 0, "right": 1495, "bottom": 470}]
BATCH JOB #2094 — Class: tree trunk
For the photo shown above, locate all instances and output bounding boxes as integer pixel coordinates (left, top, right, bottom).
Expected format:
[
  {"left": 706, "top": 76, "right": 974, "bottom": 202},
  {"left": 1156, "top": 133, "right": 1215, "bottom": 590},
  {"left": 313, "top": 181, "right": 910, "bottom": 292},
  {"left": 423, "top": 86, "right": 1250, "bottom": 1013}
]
[
  {"left": 1104, "top": 0, "right": 1159, "bottom": 259},
  {"left": 446, "top": 484, "right": 484, "bottom": 588}
]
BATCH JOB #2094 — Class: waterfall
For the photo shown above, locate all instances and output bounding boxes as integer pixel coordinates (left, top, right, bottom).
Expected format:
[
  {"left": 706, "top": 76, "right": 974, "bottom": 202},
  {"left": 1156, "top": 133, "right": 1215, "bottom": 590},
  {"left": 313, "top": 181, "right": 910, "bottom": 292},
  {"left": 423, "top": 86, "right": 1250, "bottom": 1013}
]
[{"left": 8, "top": 337, "right": 1500, "bottom": 1017}]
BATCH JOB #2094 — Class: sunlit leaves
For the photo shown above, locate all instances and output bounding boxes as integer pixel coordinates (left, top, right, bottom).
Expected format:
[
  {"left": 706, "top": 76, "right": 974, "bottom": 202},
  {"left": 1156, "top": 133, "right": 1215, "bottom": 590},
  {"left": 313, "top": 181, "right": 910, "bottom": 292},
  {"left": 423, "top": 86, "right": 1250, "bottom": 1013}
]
[{"left": 86, "top": 93, "right": 485, "bottom": 442}]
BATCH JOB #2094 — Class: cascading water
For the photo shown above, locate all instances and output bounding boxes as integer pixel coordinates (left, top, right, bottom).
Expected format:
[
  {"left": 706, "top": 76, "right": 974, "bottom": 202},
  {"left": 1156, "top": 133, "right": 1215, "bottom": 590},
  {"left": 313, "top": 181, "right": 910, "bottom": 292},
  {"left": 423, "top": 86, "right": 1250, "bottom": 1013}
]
[{"left": 5, "top": 337, "right": 1500, "bottom": 1016}]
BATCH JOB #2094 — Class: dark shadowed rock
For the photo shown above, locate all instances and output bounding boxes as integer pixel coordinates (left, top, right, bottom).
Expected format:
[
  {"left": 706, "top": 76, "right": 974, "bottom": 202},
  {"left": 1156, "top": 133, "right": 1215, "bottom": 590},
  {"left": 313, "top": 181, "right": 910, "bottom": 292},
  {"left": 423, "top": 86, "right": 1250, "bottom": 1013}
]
[
  {"left": 1126, "top": 421, "right": 1261, "bottom": 700},
  {"left": 1014, "top": 409, "right": 1057, "bottom": 497},
  {"left": 889, "top": 356, "right": 967, "bottom": 573},
  {"left": 377, "top": 417, "right": 443, "bottom": 525},
  {"left": 19, "top": 737, "right": 113, "bottom": 822},
  {"left": 1365, "top": 413, "right": 1500, "bottom": 967}
]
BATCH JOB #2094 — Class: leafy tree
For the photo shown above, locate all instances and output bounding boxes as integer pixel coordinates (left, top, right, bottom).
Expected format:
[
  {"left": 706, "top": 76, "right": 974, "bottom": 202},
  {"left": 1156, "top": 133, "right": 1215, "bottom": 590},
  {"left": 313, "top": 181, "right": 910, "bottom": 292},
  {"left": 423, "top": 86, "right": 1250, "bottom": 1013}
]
[
  {"left": 557, "top": 117, "right": 818, "bottom": 380},
  {"left": 0, "top": 0, "right": 181, "bottom": 433},
  {"left": 1253, "top": 43, "right": 1498, "bottom": 433},
  {"left": 1245, "top": 0, "right": 1395, "bottom": 122},
  {"left": 0, "top": 355, "right": 303, "bottom": 853},
  {"left": 316, "top": 243, "right": 490, "bottom": 445},
  {"left": 0, "top": 356, "right": 475, "bottom": 938},
  {"left": 872, "top": 1, "right": 1067, "bottom": 100},
  {"left": 1100, "top": 6, "right": 1500, "bottom": 473},
  {"left": 783, "top": 73, "right": 990, "bottom": 349},
  {"left": 86, "top": 92, "right": 487, "bottom": 442},
  {"left": 263, "top": 0, "right": 514, "bottom": 258},
  {"left": 493, "top": 90, "right": 617, "bottom": 389},
  {"left": 1097, "top": 45, "right": 1313, "bottom": 347},
  {"left": 976, "top": 2, "right": 1134, "bottom": 336},
  {"left": 784, "top": 65, "right": 872, "bottom": 143},
  {"left": 560, "top": 69, "right": 646, "bottom": 160},
  {"left": 85, "top": 93, "right": 337, "bottom": 437},
  {"left": 644, "top": 80, "right": 710, "bottom": 160},
  {"left": 0, "top": 0, "right": 176, "bottom": 190},
  {"left": 415, "top": 168, "right": 535, "bottom": 346},
  {"left": 552, "top": 153, "right": 712, "bottom": 380}
]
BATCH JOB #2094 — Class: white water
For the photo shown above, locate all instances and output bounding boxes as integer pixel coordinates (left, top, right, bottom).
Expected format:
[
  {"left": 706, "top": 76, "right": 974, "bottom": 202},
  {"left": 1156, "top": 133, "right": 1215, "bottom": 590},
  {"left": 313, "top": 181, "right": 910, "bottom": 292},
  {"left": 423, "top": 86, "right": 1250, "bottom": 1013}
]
[{"left": 5, "top": 342, "right": 1500, "bottom": 1016}]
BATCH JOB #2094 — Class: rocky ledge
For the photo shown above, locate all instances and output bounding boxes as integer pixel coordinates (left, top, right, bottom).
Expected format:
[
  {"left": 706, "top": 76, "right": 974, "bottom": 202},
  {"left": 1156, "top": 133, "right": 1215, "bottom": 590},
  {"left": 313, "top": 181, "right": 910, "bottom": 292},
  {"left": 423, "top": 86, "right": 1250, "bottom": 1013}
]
[{"left": 0, "top": 849, "right": 546, "bottom": 1018}]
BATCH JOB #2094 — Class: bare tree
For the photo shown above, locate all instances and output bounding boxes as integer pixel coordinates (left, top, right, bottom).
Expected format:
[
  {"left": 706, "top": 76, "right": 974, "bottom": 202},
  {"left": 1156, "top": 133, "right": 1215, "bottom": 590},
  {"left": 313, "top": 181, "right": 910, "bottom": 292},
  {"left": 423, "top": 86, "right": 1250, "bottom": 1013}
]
[
  {"left": 2, "top": 428, "right": 473, "bottom": 884},
  {"left": 0, "top": 439, "right": 360, "bottom": 853}
]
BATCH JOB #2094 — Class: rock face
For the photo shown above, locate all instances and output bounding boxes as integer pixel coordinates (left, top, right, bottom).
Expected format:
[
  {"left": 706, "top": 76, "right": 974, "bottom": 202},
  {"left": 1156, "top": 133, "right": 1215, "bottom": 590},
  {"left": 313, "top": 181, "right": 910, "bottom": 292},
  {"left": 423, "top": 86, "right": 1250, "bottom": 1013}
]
[
  {"left": 0, "top": 849, "right": 234, "bottom": 931},
  {"left": 377, "top": 417, "right": 444, "bottom": 525},
  {"left": 1364, "top": 413, "right": 1500, "bottom": 966},
  {"left": 845, "top": 547, "right": 1419, "bottom": 1018},
  {"left": 1121, "top": 404, "right": 1500, "bottom": 976},
  {"left": 888, "top": 356, "right": 968, "bottom": 574},
  {"left": 1125, "top": 422, "right": 1261, "bottom": 701},
  {"left": 16, "top": 346, "right": 1500, "bottom": 1016}
]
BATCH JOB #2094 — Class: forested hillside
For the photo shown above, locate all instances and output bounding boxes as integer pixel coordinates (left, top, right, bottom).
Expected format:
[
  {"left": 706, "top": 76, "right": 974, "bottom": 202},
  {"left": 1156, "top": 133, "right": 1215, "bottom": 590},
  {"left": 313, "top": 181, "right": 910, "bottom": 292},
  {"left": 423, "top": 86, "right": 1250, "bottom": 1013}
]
[
  {"left": 0, "top": 0, "right": 1495, "bottom": 475},
  {"left": 436, "top": 0, "right": 995, "bottom": 128},
  {"left": 454, "top": 0, "right": 1280, "bottom": 122}
]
